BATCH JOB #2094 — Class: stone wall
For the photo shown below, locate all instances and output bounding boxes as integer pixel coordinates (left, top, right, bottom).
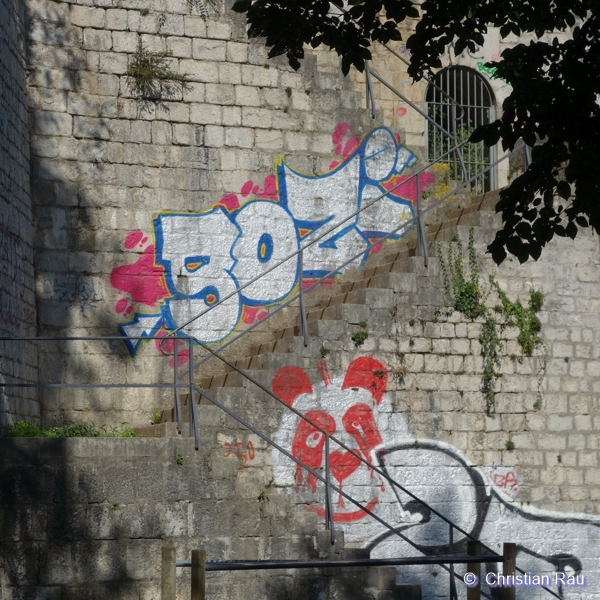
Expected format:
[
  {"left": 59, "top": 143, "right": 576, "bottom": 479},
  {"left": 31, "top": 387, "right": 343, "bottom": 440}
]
[
  {"left": 0, "top": 0, "right": 38, "bottom": 430},
  {"left": 0, "top": 432, "right": 409, "bottom": 600},
  {"left": 26, "top": 0, "right": 383, "bottom": 427},
  {"left": 24, "top": 0, "right": 529, "bottom": 430}
]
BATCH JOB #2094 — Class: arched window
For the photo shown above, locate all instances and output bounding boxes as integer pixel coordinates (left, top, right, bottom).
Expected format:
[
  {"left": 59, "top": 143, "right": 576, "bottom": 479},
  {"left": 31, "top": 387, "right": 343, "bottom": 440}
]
[{"left": 426, "top": 66, "right": 496, "bottom": 194}]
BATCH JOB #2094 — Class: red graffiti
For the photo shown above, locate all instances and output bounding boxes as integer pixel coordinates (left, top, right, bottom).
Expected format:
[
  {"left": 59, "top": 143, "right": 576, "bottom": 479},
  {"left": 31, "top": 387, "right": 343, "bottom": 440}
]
[
  {"left": 110, "top": 245, "right": 169, "bottom": 307},
  {"left": 272, "top": 357, "right": 388, "bottom": 522},
  {"left": 272, "top": 366, "right": 313, "bottom": 407},
  {"left": 224, "top": 440, "right": 256, "bottom": 465},
  {"left": 493, "top": 470, "right": 519, "bottom": 493},
  {"left": 341, "top": 357, "right": 388, "bottom": 404},
  {"left": 316, "top": 359, "right": 331, "bottom": 387}
]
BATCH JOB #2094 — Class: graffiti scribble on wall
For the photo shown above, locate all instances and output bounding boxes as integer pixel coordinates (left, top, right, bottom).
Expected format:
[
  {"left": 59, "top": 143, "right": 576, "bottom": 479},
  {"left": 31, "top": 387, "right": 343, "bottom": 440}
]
[
  {"left": 271, "top": 358, "right": 600, "bottom": 599},
  {"left": 110, "top": 125, "right": 435, "bottom": 356},
  {"left": 43, "top": 273, "right": 103, "bottom": 312}
]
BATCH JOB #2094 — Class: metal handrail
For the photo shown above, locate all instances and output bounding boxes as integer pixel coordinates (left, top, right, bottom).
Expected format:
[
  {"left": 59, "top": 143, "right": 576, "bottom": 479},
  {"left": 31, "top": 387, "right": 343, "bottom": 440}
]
[
  {"left": 189, "top": 141, "right": 524, "bottom": 374},
  {"left": 0, "top": 335, "right": 558, "bottom": 600},
  {"left": 178, "top": 553, "right": 500, "bottom": 570},
  {"left": 158, "top": 137, "right": 472, "bottom": 352},
  {"left": 368, "top": 67, "right": 468, "bottom": 181}
]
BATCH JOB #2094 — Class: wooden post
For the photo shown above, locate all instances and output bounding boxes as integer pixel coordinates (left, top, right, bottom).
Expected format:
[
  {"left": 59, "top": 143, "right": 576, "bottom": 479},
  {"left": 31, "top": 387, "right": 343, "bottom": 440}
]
[
  {"left": 191, "top": 549, "right": 206, "bottom": 600},
  {"left": 161, "top": 547, "right": 176, "bottom": 600},
  {"left": 502, "top": 543, "right": 516, "bottom": 600},
  {"left": 467, "top": 540, "right": 481, "bottom": 600}
]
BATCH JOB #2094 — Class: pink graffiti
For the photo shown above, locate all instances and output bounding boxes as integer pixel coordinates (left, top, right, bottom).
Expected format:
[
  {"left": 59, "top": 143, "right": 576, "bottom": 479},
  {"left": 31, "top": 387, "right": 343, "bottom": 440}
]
[
  {"left": 217, "top": 193, "right": 240, "bottom": 212},
  {"left": 343, "top": 136, "right": 361, "bottom": 159},
  {"left": 242, "top": 306, "right": 268, "bottom": 324},
  {"left": 110, "top": 245, "right": 169, "bottom": 307},
  {"left": 115, "top": 299, "right": 128, "bottom": 313},
  {"left": 124, "top": 230, "right": 149, "bottom": 249},
  {"left": 332, "top": 122, "right": 352, "bottom": 145},
  {"left": 383, "top": 172, "right": 436, "bottom": 203},
  {"left": 238, "top": 175, "right": 278, "bottom": 202},
  {"left": 396, "top": 107, "right": 407, "bottom": 117},
  {"left": 114, "top": 298, "right": 133, "bottom": 317},
  {"left": 155, "top": 332, "right": 190, "bottom": 367}
]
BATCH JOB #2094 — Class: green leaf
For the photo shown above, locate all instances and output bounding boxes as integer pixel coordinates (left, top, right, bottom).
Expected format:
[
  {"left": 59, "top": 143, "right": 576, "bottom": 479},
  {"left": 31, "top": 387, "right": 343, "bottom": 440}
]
[
  {"left": 231, "top": 0, "right": 251, "bottom": 12},
  {"left": 556, "top": 181, "right": 571, "bottom": 200}
]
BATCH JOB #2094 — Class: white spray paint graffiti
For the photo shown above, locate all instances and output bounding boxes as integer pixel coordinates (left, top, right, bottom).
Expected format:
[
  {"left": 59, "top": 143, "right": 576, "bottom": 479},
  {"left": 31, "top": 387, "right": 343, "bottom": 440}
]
[
  {"left": 271, "top": 358, "right": 600, "bottom": 600},
  {"left": 111, "top": 126, "right": 427, "bottom": 356}
]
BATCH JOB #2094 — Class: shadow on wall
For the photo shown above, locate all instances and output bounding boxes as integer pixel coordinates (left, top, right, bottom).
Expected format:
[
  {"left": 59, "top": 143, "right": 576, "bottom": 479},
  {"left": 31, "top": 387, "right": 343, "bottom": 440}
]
[{"left": 0, "top": 439, "right": 146, "bottom": 598}]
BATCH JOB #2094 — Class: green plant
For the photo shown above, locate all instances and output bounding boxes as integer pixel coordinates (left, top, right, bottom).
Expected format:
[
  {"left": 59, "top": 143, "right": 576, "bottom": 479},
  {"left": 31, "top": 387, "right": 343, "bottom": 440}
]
[
  {"left": 126, "top": 40, "right": 189, "bottom": 101},
  {"left": 188, "top": 0, "right": 218, "bottom": 21},
  {"left": 176, "top": 451, "right": 184, "bottom": 466},
  {"left": 111, "top": 503, "right": 120, "bottom": 511},
  {"left": 351, "top": 331, "right": 368, "bottom": 347},
  {"left": 557, "top": 455, "right": 562, "bottom": 463},
  {"left": 438, "top": 229, "right": 486, "bottom": 320},
  {"left": 319, "top": 345, "right": 330, "bottom": 358},
  {"left": 152, "top": 409, "right": 163, "bottom": 425},
  {"left": 358, "top": 320, "right": 367, "bottom": 328},
  {"left": 413, "top": 440, "right": 420, "bottom": 449},
  {"left": 137, "top": 8, "right": 150, "bottom": 16},
  {"left": 258, "top": 479, "right": 274, "bottom": 501},
  {"left": 4, "top": 420, "right": 139, "bottom": 438},
  {"left": 438, "top": 229, "right": 546, "bottom": 415},
  {"left": 505, "top": 439, "right": 515, "bottom": 452}
]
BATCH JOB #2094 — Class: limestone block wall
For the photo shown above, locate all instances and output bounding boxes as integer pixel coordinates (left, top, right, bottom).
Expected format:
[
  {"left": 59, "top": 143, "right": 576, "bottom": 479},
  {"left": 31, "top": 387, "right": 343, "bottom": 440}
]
[
  {"left": 0, "top": 433, "right": 403, "bottom": 600},
  {"left": 0, "top": 0, "right": 38, "bottom": 430},
  {"left": 26, "top": 0, "right": 392, "bottom": 427}
]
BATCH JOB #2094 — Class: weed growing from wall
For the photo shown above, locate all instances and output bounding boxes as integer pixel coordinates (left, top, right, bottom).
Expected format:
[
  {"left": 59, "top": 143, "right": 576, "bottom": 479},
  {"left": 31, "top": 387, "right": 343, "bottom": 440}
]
[
  {"left": 126, "top": 40, "right": 189, "bottom": 105},
  {"left": 438, "top": 229, "right": 545, "bottom": 415}
]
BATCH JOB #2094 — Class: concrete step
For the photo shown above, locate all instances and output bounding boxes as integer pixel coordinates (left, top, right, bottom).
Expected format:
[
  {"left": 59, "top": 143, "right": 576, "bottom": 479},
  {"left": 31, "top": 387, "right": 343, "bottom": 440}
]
[{"left": 394, "top": 584, "right": 422, "bottom": 600}]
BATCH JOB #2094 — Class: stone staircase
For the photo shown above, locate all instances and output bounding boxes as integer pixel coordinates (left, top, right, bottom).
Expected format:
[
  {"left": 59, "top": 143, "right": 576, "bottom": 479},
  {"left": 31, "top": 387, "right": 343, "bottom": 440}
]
[
  {"left": 134, "top": 188, "right": 502, "bottom": 435},
  {"left": 129, "top": 189, "right": 504, "bottom": 600}
]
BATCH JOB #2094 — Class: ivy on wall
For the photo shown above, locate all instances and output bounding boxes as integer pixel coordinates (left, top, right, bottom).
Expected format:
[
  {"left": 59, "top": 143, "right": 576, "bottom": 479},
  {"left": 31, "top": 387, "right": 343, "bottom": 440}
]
[{"left": 438, "top": 229, "right": 546, "bottom": 415}]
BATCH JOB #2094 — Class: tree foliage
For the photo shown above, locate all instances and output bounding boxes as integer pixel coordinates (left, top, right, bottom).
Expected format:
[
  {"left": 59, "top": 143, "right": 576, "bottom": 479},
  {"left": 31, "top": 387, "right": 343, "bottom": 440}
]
[{"left": 232, "top": 0, "right": 600, "bottom": 263}]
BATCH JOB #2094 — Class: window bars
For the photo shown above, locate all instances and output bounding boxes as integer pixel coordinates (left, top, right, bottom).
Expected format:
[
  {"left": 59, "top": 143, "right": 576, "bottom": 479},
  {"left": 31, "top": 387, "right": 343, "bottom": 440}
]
[{"left": 426, "top": 66, "right": 496, "bottom": 195}]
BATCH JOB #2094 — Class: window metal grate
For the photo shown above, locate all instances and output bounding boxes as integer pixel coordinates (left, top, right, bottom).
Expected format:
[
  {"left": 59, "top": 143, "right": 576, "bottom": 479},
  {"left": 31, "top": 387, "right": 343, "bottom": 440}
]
[{"left": 426, "top": 66, "right": 496, "bottom": 194}]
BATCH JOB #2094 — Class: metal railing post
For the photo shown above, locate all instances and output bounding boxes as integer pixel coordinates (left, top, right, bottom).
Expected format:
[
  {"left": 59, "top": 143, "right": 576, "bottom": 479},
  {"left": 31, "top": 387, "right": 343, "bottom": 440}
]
[
  {"left": 365, "top": 61, "right": 376, "bottom": 119},
  {"left": 188, "top": 337, "right": 199, "bottom": 450},
  {"left": 449, "top": 524, "right": 457, "bottom": 600},
  {"left": 191, "top": 549, "right": 206, "bottom": 600},
  {"left": 467, "top": 540, "right": 481, "bottom": 600},
  {"left": 324, "top": 434, "right": 335, "bottom": 545},
  {"left": 416, "top": 173, "right": 428, "bottom": 267},
  {"left": 298, "top": 249, "right": 309, "bottom": 347},
  {"left": 502, "top": 543, "right": 516, "bottom": 600},
  {"left": 173, "top": 338, "right": 182, "bottom": 434},
  {"left": 161, "top": 546, "right": 176, "bottom": 600}
]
